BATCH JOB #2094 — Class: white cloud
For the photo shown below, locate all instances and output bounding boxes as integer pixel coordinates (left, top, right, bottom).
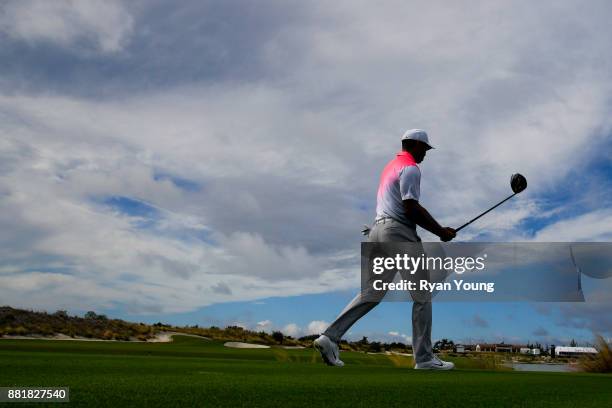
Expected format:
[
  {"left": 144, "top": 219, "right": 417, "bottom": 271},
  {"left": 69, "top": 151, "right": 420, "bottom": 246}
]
[
  {"left": 534, "top": 209, "right": 612, "bottom": 241},
  {"left": 387, "top": 331, "right": 411, "bottom": 343},
  {"left": 255, "top": 320, "right": 273, "bottom": 333},
  {"left": 1, "top": 0, "right": 612, "bottom": 316},
  {"left": 306, "top": 320, "right": 329, "bottom": 335},
  {"left": 282, "top": 323, "right": 301, "bottom": 337},
  {"left": 0, "top": 0, "right": 133, "bottom": 53}
]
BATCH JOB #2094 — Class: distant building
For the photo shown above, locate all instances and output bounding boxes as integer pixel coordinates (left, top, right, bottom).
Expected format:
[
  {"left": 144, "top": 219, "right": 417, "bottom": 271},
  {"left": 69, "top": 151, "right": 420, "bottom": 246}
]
[
  {"left": 555, "top": 346, "right": 597, "bottom": 357},
  {"left": 477, "top": 343, "right": 527, "bottom": 353},
  {"left": 462, "top": 344, "right": 545, "bottom": 354}
]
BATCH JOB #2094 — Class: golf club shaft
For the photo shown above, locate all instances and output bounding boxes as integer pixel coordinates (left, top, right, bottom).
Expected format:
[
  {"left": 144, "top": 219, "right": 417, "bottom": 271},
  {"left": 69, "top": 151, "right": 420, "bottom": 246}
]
[{"left": 455, "top": 193, "right": 517, "bottom": 232}]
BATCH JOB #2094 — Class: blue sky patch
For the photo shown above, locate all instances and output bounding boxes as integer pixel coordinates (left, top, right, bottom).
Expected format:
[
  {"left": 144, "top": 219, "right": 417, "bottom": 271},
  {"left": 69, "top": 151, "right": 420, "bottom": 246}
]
[
  {"left": 101, "top": 196, "right": 159, "bottom": 218},
  {"left": 153, "top": 171, "right": 202, "bottom": 192}
]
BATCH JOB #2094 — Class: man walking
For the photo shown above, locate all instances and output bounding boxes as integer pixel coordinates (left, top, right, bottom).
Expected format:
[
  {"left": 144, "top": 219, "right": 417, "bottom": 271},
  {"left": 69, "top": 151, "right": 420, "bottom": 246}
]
[{"left": 314, "top": 129, "right": 456, "bottom": 370}]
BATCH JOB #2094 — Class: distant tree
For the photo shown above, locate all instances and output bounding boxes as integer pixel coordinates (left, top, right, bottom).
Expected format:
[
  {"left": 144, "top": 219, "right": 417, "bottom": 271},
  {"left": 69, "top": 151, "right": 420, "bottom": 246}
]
[
  {"left": 357, "top": 336, "right": 369, "bottom": 346},
  {"left": 570, "top": 339, "right": 577, "bottom": 347},
  {"left": 53, "top": 310, "right": 68, "bottom": 319},
  {"left": 84, "top": 311, "right": 98, "bottom": 320},
  {"left": 84, "top": 311, "right": 107, "bottom": 321},
  {"left": 369, "top": 342, "right": 382, "bottom": 352},
  {"left": 434, "top": 338, "right": 455, "bottom": 351},
  {"left": 272, "top": 331, "right": 284, "bottom": 344},
  {"left": 299, "top": 334, "right": 319, "bottom": 342},
  {"left": 389, "top": 342, "right": 408, "bottom": 350}
]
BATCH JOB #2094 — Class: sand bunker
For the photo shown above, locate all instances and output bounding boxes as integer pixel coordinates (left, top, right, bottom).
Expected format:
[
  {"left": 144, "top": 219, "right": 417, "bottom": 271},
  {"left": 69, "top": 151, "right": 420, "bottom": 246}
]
[
  {"left": 224, "top": 341, "right": 270, "bottom": 349},
  {"left": 147, "top": 332, "right": 210, "bottom": 342},
  {"left": 0, "top": 331, "right": 209, "bottom": 343}
]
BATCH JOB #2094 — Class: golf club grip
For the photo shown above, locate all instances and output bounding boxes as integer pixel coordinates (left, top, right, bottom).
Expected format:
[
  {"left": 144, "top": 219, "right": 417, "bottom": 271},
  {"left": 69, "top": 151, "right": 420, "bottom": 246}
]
[{"left": 455, "top": 193, "right": 516, "bottom": 233}]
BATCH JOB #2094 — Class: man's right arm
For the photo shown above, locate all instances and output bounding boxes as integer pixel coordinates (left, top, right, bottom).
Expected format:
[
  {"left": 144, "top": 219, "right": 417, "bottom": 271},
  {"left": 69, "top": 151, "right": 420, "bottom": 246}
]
[{"left": 403, "top": 199, "right": 456, "bottom": 241}]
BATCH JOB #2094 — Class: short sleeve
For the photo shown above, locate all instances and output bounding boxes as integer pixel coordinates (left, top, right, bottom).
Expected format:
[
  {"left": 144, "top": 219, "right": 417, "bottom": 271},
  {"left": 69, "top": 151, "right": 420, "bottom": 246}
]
[{"left": 399, "top": 166, "right": 420, "bottom": 201}]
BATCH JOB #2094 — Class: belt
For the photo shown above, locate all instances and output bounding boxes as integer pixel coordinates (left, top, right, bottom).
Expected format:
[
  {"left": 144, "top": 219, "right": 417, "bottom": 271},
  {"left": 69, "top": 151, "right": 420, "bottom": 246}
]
[
  {"left": 374, "top": 216, "right": 415, "bottom": 229},
  {"left": 374, "top": 217, "right": 392, "bottom": 225},
  {"left": 372, "top": 216, "right": 421, "bottom": 242}
]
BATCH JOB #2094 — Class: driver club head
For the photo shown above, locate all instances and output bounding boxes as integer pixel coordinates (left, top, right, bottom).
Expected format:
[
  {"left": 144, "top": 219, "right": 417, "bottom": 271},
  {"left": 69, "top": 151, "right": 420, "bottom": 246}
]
[{"left": 510, "top": 173, "right": 527, "bottom": 194}]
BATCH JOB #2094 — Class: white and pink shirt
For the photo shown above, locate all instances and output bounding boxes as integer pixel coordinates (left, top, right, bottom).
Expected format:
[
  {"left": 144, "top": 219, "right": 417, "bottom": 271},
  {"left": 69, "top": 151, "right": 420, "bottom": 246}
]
[{"left": 375, "top": 151, "right": 421, "bottom": 228}]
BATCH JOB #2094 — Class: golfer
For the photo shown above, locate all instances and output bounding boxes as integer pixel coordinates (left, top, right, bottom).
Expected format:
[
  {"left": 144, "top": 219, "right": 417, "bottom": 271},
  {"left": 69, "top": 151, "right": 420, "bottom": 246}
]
[{"left": 314, "top": 129, "right": 456, "bottom": 370}]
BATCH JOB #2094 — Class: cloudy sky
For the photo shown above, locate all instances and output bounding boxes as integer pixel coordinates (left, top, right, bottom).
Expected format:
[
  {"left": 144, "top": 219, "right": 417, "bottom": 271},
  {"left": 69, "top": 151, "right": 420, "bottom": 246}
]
[{"left": 1, "top": 0, "right": 611, "bottom": 345}]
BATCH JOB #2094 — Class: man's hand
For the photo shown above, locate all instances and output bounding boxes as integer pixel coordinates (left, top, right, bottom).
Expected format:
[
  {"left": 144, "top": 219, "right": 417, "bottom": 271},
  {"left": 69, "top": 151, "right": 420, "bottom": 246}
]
[{"left": 439, "top": 227, "right": 456, "bottom": 242}]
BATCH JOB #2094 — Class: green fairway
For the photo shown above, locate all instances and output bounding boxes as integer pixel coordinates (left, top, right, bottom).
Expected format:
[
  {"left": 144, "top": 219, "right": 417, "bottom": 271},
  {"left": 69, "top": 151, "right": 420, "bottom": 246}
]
[{"left": 1, "top": 336, "right": 611, "bottom": 407}]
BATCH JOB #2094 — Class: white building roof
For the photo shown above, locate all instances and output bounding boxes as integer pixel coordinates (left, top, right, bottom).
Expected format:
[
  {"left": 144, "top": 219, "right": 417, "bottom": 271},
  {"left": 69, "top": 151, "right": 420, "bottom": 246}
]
[{"left": 555, "top": 346, "right": 597, "bottom": 354}]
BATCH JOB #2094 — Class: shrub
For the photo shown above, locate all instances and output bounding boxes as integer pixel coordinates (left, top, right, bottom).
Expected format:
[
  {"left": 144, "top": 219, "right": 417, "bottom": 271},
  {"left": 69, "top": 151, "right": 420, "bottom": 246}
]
[
  {"left": 38, "top": 323, "right": 54, "bottom": 336},
  {"left": 1, "top": 312, "right": 16, "bottom": 324},
  {"left": 102, "top": 330, "right": 114, "bottom": 340}
]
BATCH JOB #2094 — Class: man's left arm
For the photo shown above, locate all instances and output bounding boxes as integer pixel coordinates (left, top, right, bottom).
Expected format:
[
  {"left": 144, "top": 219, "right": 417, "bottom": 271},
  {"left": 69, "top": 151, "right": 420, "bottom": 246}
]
[
  {"left": 403, "top": 199, "right": 456, "bottom": 241},
  {"left": 400, "top": 166, "right": 455, "bottom": 242}
]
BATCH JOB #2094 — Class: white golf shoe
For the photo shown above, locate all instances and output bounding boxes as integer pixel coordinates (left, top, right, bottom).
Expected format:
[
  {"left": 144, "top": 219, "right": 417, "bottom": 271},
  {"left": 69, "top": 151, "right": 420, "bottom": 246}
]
[
  {"left": 414, "top": 355, "right": 455, "bottom": 370},
  {"left": 313, "top": 335, "right": 344, "bottom": 367}
]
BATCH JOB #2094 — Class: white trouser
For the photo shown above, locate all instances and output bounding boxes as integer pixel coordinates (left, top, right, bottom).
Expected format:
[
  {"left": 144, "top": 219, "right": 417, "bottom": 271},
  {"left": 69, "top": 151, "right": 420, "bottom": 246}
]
[{"left": 323, "top": 218, "right": 434, "bottom": 364}]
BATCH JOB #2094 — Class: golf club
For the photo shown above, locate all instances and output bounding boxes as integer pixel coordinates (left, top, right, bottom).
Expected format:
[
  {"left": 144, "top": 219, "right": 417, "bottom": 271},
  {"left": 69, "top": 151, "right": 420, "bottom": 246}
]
[{"left": 455, "top": 173, "right": 527, "bottom": 233}]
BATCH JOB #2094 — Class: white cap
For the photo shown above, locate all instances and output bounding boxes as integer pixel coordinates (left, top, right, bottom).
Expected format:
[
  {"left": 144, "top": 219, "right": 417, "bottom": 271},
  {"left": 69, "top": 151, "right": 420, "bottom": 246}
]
[{"left": 401, "top": 129, "right": 434, "bottom": 149}]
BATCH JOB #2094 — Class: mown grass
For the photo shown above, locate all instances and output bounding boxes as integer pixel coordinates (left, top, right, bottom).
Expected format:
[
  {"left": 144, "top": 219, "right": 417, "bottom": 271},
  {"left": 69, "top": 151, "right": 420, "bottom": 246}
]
[{"left": 1, "top": 336, "right": 611, "bottom": 407}]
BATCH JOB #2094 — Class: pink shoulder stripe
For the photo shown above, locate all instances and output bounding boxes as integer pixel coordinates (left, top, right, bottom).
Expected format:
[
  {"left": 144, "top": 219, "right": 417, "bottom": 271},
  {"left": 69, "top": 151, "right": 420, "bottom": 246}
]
[{"left": 376, "top": 152, "right": 417, "bottom": 198}]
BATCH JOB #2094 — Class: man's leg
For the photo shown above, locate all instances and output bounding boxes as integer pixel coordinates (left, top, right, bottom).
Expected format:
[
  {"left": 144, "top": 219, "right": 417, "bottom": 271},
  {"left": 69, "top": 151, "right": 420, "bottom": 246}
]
[
  {"left": 399, "top": 238, "right": 434, "bottom": 364},
  {"left": 323, "top": 223, "right": 388, "bottom": 342},
  {"left": 405, "top": 240, "right": 454, "bottom": 369},
  {"left": 412, "top": 301, "right": 433, "bottom": 364},
  {"left": 317, "top": 266, "right": 388, "bottom": 366},
  {"left": 323, "top": 295, "right": 379, "bottom": 343}
]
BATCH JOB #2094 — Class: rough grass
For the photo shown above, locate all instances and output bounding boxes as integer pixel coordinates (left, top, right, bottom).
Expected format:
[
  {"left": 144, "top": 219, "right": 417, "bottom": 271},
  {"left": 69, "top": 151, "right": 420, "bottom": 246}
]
[
  {"left": 1, "top": 336, "right": 611, "bottom": 407},
  {"left": 446, "top": 353, "right": 508, "bottom": 370},
  {"left": 580, "top": 335, "right": 612, "bottom": 373}
]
